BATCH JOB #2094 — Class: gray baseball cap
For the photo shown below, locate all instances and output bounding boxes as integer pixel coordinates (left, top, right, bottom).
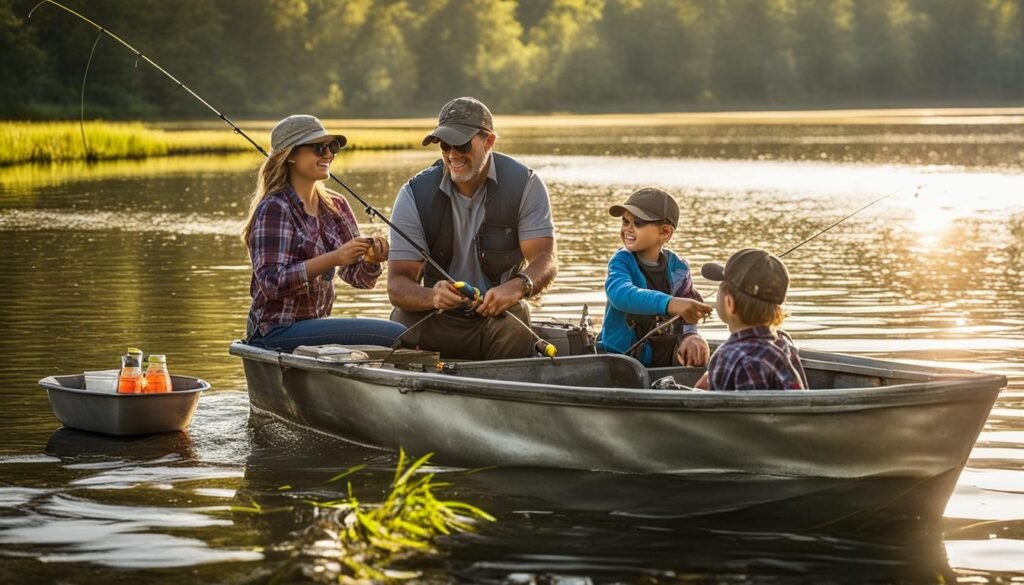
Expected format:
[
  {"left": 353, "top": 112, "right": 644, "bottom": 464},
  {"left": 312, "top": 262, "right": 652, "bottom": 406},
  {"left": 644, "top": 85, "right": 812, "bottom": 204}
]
[
  {"left": 609, "top": 187, "right": 680, "bottom": 228},
  {"left": 422, "top": 97, "right": 494, "bottom": 146},
  {"left": 270, "top": 115, "right": 347, "bottom": 155},
  {"left": 701, "top": 248, "right": 790, "bottom": 304}
]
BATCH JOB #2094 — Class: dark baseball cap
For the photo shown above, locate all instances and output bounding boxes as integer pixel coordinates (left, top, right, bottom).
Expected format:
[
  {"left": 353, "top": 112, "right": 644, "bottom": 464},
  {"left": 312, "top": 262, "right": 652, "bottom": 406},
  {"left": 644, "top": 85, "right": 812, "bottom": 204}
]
[
  {"left": 422, "top": 97, "right": 494, "bottom": 146},
  {"left": 609, "top": 187, "right": 680, "bottom": 228},
  {"left": 701, "top": 248, "right": 790, "bottom": 304}
]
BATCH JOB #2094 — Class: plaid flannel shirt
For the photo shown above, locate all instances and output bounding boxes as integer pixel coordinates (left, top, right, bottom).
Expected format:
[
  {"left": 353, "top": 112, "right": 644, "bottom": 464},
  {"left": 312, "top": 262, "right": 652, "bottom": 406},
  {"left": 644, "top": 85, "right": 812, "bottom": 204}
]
[
  {"left": 246, "top": 187, "right": 382, "bottom": 338},
  {"left": 707, "top": 326, "right": 808, "bottom": 391}
]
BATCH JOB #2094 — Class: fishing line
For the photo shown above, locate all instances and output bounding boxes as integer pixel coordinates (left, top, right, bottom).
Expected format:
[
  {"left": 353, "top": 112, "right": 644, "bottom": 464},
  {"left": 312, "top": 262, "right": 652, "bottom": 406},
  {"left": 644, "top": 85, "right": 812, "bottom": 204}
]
[
  {"left": 623, "top": 188, "right": 912, "bottom": 357},
  {"left": 79, "top": 30, "right": 102, "bottom": 161},
  {"left": 31, "top": 0, "right": 549, "bottom": 353}
]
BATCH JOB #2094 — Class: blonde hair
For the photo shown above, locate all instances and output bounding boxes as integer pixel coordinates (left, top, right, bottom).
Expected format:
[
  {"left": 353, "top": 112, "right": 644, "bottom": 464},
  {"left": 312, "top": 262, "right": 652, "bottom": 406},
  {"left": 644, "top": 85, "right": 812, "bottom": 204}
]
[
  {"left": 722, "top": 281, "right": 787, "bottom": 329},
  {"left": 240, "top": 147, "right": 340, "bottom": 246}
]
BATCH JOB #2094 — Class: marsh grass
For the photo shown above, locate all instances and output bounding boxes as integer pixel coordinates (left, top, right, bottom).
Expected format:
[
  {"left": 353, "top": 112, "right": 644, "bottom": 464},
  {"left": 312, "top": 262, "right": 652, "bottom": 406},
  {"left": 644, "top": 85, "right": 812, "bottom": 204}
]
[
  {"left": 234, "top": 450, "right": 494, "bottom": 583},
  {"left": 1, "top": 122, "right": 422, "bottom": 165}
]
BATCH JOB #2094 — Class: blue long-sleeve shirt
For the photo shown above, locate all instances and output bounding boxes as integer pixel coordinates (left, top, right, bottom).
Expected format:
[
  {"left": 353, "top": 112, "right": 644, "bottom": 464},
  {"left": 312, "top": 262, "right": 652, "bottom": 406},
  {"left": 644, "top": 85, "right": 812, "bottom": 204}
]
[{"left": 598, "top": 248, "right": 702, "bottom": 365}]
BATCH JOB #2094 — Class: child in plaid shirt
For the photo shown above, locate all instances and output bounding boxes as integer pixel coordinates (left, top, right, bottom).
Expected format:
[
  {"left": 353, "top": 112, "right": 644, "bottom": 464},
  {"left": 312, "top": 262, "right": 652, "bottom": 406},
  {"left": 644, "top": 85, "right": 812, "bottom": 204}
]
[{"left": 696, "top": 249, "right": 807, "bottom": 391}]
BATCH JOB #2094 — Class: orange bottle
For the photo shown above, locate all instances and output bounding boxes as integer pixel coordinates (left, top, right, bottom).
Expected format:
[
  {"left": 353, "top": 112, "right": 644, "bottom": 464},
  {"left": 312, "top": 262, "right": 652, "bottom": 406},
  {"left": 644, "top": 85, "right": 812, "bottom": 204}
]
[
  {"left": 143, "top": 354, "right": 172, "bottom": 393},
  {"left": 118, "top": 348, "right": 144, "bottom": 394}
]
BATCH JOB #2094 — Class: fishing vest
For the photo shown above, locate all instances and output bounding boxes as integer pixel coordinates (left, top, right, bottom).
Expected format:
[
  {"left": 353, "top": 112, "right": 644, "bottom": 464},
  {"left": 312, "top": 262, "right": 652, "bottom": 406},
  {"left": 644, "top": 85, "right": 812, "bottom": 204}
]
[
  {"left": 409, "top": 152, "right": 531, "bottom": 288},
  {"left": 628, "top": 252, "right": 681, "bottom": 342}
]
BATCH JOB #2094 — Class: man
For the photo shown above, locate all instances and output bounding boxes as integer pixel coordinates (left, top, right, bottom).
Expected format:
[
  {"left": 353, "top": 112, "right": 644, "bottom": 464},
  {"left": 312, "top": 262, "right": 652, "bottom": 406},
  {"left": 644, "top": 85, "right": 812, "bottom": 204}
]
[{"left": 387, "top": 97, "right": 557, "bottom": 360}]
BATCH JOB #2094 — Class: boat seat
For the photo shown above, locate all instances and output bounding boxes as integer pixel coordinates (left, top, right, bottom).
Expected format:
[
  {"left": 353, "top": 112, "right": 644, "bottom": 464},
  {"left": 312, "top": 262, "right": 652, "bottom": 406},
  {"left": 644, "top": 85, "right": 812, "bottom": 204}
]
[{"left": 444, "top": 354, "right": 650, "bottom": 389}]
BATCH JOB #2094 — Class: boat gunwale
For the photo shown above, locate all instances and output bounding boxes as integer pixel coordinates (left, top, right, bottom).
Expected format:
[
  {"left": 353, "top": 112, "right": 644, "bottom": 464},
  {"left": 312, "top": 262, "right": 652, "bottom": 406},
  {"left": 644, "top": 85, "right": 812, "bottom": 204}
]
[
  {"left": 230, "top": 342, "right": 1006, "bottom": 412},
  {"left": 38, "top": 374, "right": 210, "bottom": 397}
]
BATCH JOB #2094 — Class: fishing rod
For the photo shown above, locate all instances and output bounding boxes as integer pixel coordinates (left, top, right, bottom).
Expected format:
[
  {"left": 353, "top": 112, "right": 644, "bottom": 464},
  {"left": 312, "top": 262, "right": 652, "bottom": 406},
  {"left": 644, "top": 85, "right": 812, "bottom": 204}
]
[
  {"left": 623, "top": 189, "right": 910, "bottom": 357},
  {"left": 28, "top": 0, "right": 454, "bottom": 280},
  {"left": 31, "top": 0, "right": 552, "bottom": 353}
]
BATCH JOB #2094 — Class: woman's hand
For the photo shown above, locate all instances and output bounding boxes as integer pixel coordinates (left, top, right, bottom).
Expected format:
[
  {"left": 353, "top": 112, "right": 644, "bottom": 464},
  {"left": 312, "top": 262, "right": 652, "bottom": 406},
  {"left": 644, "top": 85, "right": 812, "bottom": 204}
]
[
  {"left": 334, "top": 237, "right": 372, "bottom": 266},
  {"left": 667, "top": 297, "right": 713, "bottom": 324},
  {"left": 363, "top": 237, "right": 389, "bottom": 264}
]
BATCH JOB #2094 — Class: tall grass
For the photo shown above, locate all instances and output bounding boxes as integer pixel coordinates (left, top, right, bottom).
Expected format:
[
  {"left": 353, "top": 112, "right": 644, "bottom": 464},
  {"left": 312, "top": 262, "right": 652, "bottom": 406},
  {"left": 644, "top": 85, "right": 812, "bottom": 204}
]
[
  {"left": 233, "top": 450, "right": 494, "bottom": 582},
  {"left": 1, "top": 121, "right": 423, "bottom": 165}
]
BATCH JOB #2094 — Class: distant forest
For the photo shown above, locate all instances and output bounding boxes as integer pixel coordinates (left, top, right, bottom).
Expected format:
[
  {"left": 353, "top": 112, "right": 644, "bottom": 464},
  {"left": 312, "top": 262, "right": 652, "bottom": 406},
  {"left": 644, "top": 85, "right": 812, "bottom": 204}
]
[{"left": 3, "top": 0, "right": 1022, "bottom": 119}]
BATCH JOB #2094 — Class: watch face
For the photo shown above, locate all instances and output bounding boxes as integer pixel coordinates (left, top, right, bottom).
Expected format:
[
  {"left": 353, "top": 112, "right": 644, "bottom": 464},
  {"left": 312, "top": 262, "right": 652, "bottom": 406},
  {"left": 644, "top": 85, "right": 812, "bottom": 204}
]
[{"left": 519, "top": 274, "right": 533, "bottom": 297}]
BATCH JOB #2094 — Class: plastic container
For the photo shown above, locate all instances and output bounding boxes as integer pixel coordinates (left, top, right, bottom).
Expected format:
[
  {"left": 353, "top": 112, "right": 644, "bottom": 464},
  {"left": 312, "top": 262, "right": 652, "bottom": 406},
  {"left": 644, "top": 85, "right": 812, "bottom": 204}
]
[
  {"left": 118, "top": 348, "right": 144, "bottom": 394},
  {"left": 143, "top": 354, "right": 172, "bottom": 393},
  {"left": 84, "top": 370, "right": 120, "bottom": 394},
  {"left": 38, "top": 374, "right": 209, "bottom": 436}
]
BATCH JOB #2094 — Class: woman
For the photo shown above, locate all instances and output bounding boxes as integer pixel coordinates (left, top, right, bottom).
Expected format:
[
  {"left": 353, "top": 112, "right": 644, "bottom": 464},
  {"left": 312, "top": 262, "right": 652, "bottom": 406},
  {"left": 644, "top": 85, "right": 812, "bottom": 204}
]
[{"left": 242, "top": 115, "right": 405, "bottom": 351}]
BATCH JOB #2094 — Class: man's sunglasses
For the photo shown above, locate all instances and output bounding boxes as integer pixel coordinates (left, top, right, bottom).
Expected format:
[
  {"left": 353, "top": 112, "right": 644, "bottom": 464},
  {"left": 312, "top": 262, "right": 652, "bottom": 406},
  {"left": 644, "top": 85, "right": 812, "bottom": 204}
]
[
  {"left": 438, "top": 132, "right": 487, "bottom": 155},
  {"left": 439, "top": 140, "right": 475, "bottom": 155},
  {"left": 298, "top": 140, "right": 342, "bottom": 156}
]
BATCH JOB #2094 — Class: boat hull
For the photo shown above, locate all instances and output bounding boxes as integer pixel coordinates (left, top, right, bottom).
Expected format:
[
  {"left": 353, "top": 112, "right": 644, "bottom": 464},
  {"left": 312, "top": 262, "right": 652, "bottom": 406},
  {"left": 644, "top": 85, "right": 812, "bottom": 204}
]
[{"left": 232, "top": 342, "right": 1004, "bottom": 478}]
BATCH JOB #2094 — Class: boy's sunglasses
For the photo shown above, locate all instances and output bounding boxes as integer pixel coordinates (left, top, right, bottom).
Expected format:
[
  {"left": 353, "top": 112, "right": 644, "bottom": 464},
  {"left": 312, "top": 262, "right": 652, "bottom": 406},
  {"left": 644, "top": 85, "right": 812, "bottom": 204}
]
[
  {"left": 622, "top": 216, "right": 664, "bottom": 229},
  {"left": 299, "top": 139, "right": 342, "bottom": 156}
]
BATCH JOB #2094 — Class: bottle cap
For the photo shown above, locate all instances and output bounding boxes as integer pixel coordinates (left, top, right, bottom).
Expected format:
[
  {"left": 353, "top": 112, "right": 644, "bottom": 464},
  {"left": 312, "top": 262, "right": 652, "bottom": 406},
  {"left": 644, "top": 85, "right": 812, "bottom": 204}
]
[
  {"left": 148, "top": 354, "right": 166, "bottom": 364},
  {"left": 127, "top": 347, "right": 143, "bottom": 355}
]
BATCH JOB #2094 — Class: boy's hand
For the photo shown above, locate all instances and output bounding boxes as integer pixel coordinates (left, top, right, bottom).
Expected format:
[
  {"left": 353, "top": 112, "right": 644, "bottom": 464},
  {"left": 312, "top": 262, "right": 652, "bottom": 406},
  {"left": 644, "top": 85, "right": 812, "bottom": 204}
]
[
  {"left": 694, "top": 372, "right": 709, "bottom": 390},
  {"left": 676, "top": 334, "right": 709, "bottom": 367},
  {"left": 668, "top": 297, "right": 713, "bottom": 324}
]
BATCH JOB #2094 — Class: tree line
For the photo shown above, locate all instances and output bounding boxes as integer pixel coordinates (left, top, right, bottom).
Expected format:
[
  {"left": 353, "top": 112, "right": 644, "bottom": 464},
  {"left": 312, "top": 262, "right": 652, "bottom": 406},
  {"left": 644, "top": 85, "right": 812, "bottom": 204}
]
[{"left": 2, "top": 0, "right": 1022, "bottom": 119}]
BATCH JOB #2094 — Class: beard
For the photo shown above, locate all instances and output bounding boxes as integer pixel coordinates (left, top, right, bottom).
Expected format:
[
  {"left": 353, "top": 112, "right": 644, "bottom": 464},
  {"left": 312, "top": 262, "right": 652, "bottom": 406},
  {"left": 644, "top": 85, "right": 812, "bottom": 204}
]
[{"left": 449, "top": 149, "right": 490, "bottom": 184}]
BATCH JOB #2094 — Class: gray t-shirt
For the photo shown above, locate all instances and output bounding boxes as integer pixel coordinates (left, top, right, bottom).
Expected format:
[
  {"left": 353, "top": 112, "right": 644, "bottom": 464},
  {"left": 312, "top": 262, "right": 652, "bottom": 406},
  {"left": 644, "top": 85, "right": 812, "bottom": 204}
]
[{"left": 389, "top": 153, "right": 555, "bottom": 293}]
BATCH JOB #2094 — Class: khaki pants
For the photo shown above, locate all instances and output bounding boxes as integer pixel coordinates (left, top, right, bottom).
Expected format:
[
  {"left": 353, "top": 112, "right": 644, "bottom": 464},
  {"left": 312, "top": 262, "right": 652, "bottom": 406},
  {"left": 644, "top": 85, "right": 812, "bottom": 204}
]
[{"left": 390, "top": 301, "right": 534, "bottom": 360}]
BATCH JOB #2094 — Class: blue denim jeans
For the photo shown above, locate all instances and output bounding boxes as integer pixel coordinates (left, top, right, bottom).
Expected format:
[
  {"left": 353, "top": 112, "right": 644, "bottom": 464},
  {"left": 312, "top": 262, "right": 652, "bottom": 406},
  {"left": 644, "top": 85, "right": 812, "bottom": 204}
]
[{"left": 248, "top": 317, "right": 406, "bottom": 352}]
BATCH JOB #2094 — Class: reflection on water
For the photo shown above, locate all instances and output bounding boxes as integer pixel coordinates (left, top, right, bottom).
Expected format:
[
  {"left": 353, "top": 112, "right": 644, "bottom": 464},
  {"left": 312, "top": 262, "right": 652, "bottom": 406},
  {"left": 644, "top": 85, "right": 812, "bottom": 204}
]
[{"left": 1, "top": 118, "right": 1023, "bottom": 582}]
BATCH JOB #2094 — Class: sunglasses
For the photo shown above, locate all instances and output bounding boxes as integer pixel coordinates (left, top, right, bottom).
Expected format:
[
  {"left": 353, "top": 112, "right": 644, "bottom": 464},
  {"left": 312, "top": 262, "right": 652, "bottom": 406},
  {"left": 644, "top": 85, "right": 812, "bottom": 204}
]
[
  {"left": 438, "top": 131, "right": 488, "bottom": 155},
  {"left": 299, "top": 139, "right": 342, "bottom": 156},
  {"left": 622, "top": 216, "right": 665, "bottom": 229},
  {"left": 438, "top": 140, "right": 475, "bottom": 155}
]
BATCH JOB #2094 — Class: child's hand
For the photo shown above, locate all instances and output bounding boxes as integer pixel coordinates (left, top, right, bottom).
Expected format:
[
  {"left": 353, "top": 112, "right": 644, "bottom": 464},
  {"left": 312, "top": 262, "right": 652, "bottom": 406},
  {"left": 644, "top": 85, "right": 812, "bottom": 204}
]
[
  {"left": 668, "top": 297, "right": 713, "bottom": 324},
  {"left": 676, "top": 334, "right": 710, "bottom": 367},
  {"left": 694, "top": 372, "right": 709, "bottom": 390}
]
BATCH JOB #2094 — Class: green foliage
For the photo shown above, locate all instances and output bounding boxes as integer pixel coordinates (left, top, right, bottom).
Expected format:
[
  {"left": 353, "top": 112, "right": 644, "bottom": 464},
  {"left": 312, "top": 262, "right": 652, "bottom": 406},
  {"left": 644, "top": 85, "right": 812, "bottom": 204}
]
[
  {"left": 254, "top": 450, "right": 495, "bottom": 583},
  {"left": 0, "top": 121, "right": 422, "bottom": 164},
  {"left": 3, "top": 0, "right": 1022, "bottom": 119}
]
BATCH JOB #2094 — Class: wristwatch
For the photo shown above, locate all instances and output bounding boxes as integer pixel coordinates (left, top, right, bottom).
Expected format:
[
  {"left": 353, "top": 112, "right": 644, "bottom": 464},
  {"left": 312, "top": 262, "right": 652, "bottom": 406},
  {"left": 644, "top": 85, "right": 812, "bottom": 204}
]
[{"left": 515, "top": 272, "right": 534, "bottom": 298}]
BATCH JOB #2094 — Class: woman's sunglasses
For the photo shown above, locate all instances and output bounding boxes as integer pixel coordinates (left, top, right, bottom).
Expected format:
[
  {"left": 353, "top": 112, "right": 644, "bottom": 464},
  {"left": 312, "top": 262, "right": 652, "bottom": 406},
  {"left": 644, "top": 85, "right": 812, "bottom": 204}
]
[{"left": 299, "top": 139, "right": 342, "bottom": 156}]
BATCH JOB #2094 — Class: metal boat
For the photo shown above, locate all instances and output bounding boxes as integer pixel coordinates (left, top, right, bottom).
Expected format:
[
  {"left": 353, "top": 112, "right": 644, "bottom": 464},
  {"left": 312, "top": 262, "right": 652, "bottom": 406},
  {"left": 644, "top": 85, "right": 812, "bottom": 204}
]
[{"left": 230, "top": 341, "right": 1004, "bottom": 478}]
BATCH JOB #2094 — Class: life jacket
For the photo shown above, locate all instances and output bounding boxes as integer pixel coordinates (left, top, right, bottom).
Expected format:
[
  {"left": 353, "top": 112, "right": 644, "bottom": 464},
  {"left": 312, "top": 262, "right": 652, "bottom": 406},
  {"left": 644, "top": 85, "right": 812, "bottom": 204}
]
[
  {"left": 409, "top": 152, "right": 531, "bottom": 288},
  {"left": 627, "top": 252, "right": 677, "bottom": 341}
]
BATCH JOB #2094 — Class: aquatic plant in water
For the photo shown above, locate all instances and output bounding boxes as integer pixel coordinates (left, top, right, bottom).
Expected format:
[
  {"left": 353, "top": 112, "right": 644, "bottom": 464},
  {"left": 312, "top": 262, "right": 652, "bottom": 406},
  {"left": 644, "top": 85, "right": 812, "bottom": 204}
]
[{"left": 267, "top": 450, "right": 495, "bottom": 583}]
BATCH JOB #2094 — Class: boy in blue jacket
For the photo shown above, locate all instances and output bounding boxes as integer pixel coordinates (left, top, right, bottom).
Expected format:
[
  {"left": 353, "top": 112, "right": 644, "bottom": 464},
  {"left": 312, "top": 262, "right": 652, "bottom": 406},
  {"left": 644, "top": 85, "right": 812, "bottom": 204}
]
[{"left": 599, "top": 188, "right": 713, "bottom": 366}]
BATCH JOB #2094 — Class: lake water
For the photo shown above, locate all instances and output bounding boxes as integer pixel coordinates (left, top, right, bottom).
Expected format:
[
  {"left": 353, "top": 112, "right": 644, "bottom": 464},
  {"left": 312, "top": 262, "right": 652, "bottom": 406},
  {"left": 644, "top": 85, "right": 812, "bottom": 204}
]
[{"left": 1, "top": 114, "right": 1023, "bottom": 583}]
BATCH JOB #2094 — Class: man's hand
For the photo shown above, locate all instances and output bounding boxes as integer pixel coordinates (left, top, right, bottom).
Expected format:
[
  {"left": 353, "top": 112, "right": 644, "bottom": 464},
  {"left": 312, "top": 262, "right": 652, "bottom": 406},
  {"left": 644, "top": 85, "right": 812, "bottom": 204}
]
[
  {"left": 676, "top": 334, "right": 710, "bottom": 367},
  {"left": 475, "top": 280, "right": 522, "bottom": 317},
  {"left": 433, "top": 280, "right": 474, "bottom": 311},
  {"left": 667, "top": 297, "right": 713, "bottom": 324}
]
